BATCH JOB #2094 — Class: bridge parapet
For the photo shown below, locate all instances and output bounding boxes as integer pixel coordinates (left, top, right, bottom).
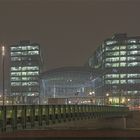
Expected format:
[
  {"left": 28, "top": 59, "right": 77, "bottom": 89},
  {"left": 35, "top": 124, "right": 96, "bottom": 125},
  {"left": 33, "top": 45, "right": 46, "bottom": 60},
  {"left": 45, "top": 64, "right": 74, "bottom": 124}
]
[{"left": 0, "top": 105, "right": 129, "bottom": 132}]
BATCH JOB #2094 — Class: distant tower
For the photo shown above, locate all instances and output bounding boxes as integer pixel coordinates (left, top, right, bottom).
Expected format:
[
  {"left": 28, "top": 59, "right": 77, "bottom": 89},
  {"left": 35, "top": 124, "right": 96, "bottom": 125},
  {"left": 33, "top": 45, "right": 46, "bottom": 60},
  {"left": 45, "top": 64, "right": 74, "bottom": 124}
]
[{"left": 10, "top": 40, "right": 43, "bottom": 104}]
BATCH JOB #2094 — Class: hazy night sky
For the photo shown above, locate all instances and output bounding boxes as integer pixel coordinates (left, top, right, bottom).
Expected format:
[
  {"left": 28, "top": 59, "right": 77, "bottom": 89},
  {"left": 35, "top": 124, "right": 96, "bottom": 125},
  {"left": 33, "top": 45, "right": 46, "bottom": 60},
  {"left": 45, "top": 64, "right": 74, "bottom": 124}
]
[{"left": 0, "top": 0, "right": 140, "bottom": 89}]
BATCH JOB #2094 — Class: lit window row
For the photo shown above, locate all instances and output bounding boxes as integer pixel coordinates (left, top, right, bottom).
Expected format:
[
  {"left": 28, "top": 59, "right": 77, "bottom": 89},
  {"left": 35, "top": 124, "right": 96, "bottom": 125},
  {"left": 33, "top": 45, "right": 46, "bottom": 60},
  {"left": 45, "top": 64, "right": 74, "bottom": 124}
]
[
  {"left": 127, "top": 91, "right": 140, "bottom": 94},
  {"left": 105, "top": 74, "right": 140, "bottom": 79},
  {"left": 11, "top": 77, "right": 38, "bottom": 81},
  {"left": 105, "top": 50, "right": 140, "bottom": 56},
  {"left": 11, "top": 66, "right": 39, "bottom": 71},
  {"left": 11, "top": 57, "right": 21, "bottom": 61},
  {"left": 106, "top": 57, "right": 126, "bottom": 62},
  {"left": 105, "top": 44, "right": 140, "bottom": 51},
  {"left": 11, "top": 81, "right": 39, "bottom": 86},
  {"left": 11, "top": 71, "right": 39, "bottom": 76},
  {"left": 11, "top": 50, "right": 39, "bottom": 56},
  {"left": 11, "top": 46, "right": 39, "bottom": 51},
  {"left": 105, "top": 62, "right": 140, "bottom": 67},
  {"left": 105, "top": 79, "right": 140, "bottom": 84},
  {"left": 106, "top": 56, "right": 140, "bottom": 62},
  {"left": 12, "top": 92, "right": 39, "bottom": 96},
  {"left": 105, "top": 40, "right": 117, "bottom": 45},
  {"left": 105, "top": 39, "right": 138, "bottom": 46}
]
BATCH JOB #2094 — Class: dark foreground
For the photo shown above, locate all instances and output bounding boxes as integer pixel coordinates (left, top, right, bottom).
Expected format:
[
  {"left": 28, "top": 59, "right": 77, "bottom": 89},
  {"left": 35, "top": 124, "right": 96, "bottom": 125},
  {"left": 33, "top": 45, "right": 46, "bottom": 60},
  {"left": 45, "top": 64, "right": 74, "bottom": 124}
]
[
  {"left": 0, "top": 111, "right": 140, "bottom": 140},
  {"left": 0, "top": 129, "right": 140, "bottom": 139}
]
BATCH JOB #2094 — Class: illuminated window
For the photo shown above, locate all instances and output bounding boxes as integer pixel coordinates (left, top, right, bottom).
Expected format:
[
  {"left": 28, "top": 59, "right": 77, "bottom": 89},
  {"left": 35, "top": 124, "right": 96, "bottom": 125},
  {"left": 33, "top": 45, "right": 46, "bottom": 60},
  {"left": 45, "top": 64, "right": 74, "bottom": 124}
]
[
  {"left": 11, "top": 72, "right": 21, "bottom": 76},
  {"left": 11, "top": 82, "right": 21, "bottom": 86},
  {"left": 22, "top": 71, "right": 39, "bottom": 76},
  {"left": 28, "top": 71, "right": 39, "bottom": 76},
  {"left": 11, "top": 77, "right": 21, "bottom": 81},
  {"left": 22, "top": 82, "right": 39, "bottom": 86},
  {"left": 127, "top": 39, "right": 136, "bottom": 43},
  {"left": 11, "top": 52, "right": 22, "bottom": 56},
  {"left": 28, "top": 51, "right": 39, "bottom": 55},
  {"left": 22, "top": 66, "right": 39, "bottom": 71},
  {"left": 106, "top": 57, "right": 119, "bottom": 62},
  {"left": 105, "top": 80, "right": 119, "bottom": 84},
  {"left": 127, "top": 74, "right": 140, "bottom": 78},
  {"left": 106, "top": 51, "right": 119, "bottom": 56},
  {"left": 11, "top": 46, "right": 22, "bottom": 51},
  {"left": 11, "top": 57, "right": 21, "bottom": 61},
  {"left": 105, "top": 63, "right": 110, "bottom": 67},
  {"left": 128, "top": 79, "right": 135, "bottom": 84},
  {"left": 22, "top": 77, "right": 38, "bottom": 81},
  {"left": 106, "top": 40, "right": 117, "bottom": 45},
  {"left": 120, "top": 80, "right": 126, "bottom": 84},
  {"left": 128, "top": 51, "right": 139, "bottom": 55},
  {"left": 128, "top": 91, "right": 139, "bottom": 94},
  {"left": 112, "top": 80, "right": 119, "bottom": 84},
  {"left": 120, "top": 51, "right": 126, "bottom": 55},
  {"left": 105, "top": 63, "right": 119, "bottom": 68},
  {"left": 11, "top": 67, "right": 22, "bottom": 71},
  {"left": 105, "top": 80, "right": 112, "bottom": 84},
  {"left": 120, "top": 57, "right": 126, "bottom": 61},
  {"left": 127, "top": 57, "right": 136, "bottom": 61},
  {"left": 112, "top": 46, "right": 119, "bottom": 50},
  {"left": 128, "top": 62, "right": 138, "bottom": 67},
  {"left": 105, "top": 74, "right": 119, "bottom": 79},
  {"left": 128, "top": 45, "right": 137, "bottom": 49},
  {"left": 120, "top": 74, "right": 127, "bottom": 78},
  {"left": 31, "top": 46, "right": 39, "bottom": 50},
  {"left": 22, "top": 51, "right": 28, "bottom": 55},
  {"left": 120, "top": 62, "right": 126, "bottom": 67},
  {"left": 112, "top": 63, "right": 119, "bottom": 67},
  {"left": 22, "top": 46, "right": 28, "bottom": 50},
  {"left": 120, "top": 46, "right": 126, "bottom": 50}
]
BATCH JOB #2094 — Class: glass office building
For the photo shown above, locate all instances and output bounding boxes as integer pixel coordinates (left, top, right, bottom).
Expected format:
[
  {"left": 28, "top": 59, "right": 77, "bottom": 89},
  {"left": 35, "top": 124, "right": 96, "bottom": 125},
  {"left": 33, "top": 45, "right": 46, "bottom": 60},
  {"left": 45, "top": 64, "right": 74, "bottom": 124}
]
[
  {"left": 10, "top": 40, "right": 43, "bottom": 104},
  {"left": 88, "top": 33, "right": 140, "bottom": 107},
  {"left": 40, "top": 67, "right": 95, "bottom": 104}
]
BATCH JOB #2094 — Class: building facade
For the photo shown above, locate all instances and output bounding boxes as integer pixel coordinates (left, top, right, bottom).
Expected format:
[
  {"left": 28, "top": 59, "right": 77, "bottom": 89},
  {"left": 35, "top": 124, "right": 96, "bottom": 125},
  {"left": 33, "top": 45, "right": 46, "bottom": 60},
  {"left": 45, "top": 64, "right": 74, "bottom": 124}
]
[
  {"left": 10, "top": 40, "right": 43, "bottom": 104},
  {"left": 88, "top": 33, "right": 140, "bottom": 107}
]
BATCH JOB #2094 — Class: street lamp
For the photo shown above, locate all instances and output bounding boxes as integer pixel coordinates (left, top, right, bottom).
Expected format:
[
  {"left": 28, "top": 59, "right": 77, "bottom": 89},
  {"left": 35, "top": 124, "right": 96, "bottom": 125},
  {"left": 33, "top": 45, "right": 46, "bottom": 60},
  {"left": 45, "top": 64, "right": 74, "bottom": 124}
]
[
  {"left": 106, "top": 93, "right": 109, "bottom": 105},
  {"left": 2, "top": 45, "right": 5, "bottom": 106}
]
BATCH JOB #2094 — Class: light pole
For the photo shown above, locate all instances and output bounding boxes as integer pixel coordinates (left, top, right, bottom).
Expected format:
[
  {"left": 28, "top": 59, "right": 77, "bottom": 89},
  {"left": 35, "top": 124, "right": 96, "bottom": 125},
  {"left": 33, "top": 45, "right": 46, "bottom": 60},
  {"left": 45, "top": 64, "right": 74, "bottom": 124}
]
[
  {"left": 2, "top": 45, "right": 5, "bottom": 106},
  {"left": 106, "top": 93, "right": 109, "bottom": 105}
]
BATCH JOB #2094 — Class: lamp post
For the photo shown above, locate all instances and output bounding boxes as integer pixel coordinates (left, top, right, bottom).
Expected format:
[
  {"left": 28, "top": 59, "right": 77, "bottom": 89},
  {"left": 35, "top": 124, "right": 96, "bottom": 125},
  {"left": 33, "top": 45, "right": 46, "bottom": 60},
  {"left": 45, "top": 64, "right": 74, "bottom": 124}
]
[
  {"left": 2, "top": 45, "right": 5, "bottom": 106},
  {"left": 106, "top": 93, "right": 109, "bottom": 105}
]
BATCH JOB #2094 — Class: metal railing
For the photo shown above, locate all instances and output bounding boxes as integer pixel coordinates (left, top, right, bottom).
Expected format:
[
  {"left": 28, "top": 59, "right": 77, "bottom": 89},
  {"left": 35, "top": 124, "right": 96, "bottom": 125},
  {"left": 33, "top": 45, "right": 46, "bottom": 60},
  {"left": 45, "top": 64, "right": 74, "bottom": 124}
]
[{"left": 0, "top": 105, "right": 129, "bottom": 132}]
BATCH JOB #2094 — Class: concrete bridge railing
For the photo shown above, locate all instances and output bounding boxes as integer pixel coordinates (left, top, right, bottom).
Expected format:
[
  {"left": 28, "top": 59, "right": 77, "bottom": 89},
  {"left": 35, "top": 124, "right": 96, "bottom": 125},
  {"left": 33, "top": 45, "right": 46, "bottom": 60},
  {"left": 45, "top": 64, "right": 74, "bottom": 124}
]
[{"left": 0, "top": 105, "right": 129, "bottom": 132}]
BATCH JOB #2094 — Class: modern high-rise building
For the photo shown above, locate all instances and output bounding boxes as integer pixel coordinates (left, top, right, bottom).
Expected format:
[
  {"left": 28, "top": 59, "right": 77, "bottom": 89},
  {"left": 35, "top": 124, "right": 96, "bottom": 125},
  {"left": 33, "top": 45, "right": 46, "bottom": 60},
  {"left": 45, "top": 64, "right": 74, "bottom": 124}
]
[
  {"left": 10, "top": 40, "right": 43, "bottom": 104},
  {"left": 88, "top": 33, "right": 140, "bottom": 107}
]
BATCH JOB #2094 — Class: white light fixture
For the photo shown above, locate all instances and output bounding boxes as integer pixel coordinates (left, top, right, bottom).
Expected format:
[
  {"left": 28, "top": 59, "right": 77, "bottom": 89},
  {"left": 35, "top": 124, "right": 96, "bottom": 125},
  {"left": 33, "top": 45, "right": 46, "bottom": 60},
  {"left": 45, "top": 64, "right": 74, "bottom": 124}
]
[{"left": 2, "top": 46, "right": 5, "bottom": 56}]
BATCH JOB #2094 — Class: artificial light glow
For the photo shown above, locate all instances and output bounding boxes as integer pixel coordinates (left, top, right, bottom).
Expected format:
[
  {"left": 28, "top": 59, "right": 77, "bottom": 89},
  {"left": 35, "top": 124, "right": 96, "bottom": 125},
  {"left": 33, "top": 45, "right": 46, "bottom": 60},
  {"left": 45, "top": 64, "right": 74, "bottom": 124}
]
[
  {"left": 106, "top": 93, "right": 109, "bottom": 97},
  {"left": 89, "top": 92, "right": 92, "bottom": 95},
  {"left": 2, "top": 46, "right": 5, "bottom": 56},
  {"left": 68, "top": 101, "right": 71, "bottom": 104}
]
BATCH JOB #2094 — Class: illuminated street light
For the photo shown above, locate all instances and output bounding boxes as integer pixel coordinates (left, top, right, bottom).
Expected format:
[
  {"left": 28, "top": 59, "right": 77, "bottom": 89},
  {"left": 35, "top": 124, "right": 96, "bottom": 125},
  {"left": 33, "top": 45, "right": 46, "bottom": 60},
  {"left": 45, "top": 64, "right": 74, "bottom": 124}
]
[
  {"left": 2, "top": 45, "right": 5, "bottom": 106},
  {"left": 106, "top": 93, "right": 109, "bottom": 97},
  {"left": 2, "top": 46, "right": 5, "bottom": 56},
  {"left": 106, "top": 93, "right": 110, "bottom": 105},
  {"left": 128, "top": 98, "right": 130, "bottom": 102}
]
